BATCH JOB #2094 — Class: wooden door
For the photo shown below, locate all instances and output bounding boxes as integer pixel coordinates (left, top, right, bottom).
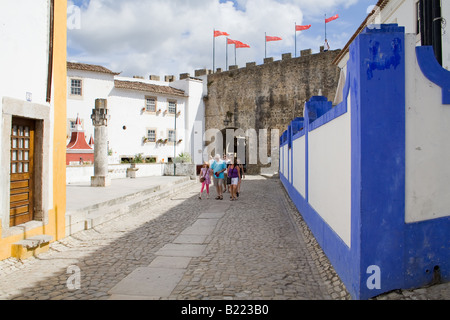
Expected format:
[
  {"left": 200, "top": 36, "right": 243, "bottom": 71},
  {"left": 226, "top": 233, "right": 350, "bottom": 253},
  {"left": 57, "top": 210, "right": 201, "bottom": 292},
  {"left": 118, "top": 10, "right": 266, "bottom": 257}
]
[{"left": 10, "top": 117, "right": 35, "bottom": 227}]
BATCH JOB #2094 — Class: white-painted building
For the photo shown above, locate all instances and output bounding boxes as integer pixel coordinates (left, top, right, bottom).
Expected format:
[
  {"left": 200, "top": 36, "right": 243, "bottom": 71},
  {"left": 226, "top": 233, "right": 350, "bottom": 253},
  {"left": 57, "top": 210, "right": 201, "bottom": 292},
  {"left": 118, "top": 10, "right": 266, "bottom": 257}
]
[
  {"left": 0, "top": 0, "right": 67, "bottom": 258},
  {"left": 67, "top": 62, "right": 206, "bottom": 165},
  {"left": 333, "top": 0, "right": 449, "bottom": 104},
  {"left": 0, "top": 1, "right": 50, "bottom": 104},
  {"left": 66, "top": 62, "right": 117, "bottom": 146}
]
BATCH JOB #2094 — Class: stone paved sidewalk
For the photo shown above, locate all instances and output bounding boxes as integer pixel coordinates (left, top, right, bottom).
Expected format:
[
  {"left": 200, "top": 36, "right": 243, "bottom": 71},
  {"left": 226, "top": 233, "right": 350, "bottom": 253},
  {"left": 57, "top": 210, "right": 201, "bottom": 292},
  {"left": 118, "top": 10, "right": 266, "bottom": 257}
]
[{"left": 0, "top": 176, "right": 448, "bottom": 301}]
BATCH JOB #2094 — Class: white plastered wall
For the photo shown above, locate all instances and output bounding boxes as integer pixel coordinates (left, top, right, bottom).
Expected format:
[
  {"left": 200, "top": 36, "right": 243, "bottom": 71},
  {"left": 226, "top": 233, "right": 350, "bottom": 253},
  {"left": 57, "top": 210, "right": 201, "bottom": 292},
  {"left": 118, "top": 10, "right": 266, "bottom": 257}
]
[
  {"left": 108, "top": 86, "right": 187, "bottom": 162},
  {"left": 280, "top": 145, "right": 287, "bottom": 178},
  {"left": 0, "top": 0, "right": 53, "bottom": 232},
  {"left": 283, "top": 145, "right": 288, "bottom": 180},
  {"left": 292, "top": 136, "right": 306, "bottom": 197},
  {"left": 66, "top": 70, "right": 115, "bottom": 141},
  {"left": 308, "top": 99, "right": 352, "bottom": 247},
  {"left": 0, "top": 0, "right": 50, "bottom": 104},
  {"left": 405, "top": 33, "right": 450, "bottom": 223}
]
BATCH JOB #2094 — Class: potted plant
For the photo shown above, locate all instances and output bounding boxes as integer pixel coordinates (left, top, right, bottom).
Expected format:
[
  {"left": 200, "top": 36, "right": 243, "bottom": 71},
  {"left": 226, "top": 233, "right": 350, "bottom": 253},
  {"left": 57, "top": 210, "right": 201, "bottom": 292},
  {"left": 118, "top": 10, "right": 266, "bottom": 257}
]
[
  {"left": 175, "top": 152, "right": 191, "bottom": 164},
  {"left": 127, "top": 153, "right": 143, "bottom": 178}
]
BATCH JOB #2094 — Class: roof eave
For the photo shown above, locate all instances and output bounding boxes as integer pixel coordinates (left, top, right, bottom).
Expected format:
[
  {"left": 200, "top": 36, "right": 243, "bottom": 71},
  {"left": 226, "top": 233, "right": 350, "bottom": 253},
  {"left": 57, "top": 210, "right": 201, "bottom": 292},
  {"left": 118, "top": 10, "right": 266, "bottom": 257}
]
[{"left": 332, "top": 0, "right": 389, "bottom": 66}]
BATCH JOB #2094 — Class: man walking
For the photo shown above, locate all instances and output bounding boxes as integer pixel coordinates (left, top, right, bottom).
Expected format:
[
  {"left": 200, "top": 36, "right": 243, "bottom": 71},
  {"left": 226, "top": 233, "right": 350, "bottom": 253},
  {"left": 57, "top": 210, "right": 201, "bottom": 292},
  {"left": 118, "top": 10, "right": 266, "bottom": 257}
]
[{"left": 211, "top": 154, "right": 227, "bottom": 200}]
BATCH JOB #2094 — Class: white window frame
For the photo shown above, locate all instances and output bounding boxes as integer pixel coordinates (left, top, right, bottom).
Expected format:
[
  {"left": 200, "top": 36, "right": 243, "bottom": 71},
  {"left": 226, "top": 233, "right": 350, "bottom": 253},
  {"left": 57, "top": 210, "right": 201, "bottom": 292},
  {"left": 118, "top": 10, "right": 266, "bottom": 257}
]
[
  {"left": 145, "top": 96, "right": 157, "bottom": 113},
  {"left": 147, "top": 128, "right": 157, "bottom": 142},
  {"left": 168, "top": 129, "right": 176, "bottom": 143},
  {"left": 168, "top": 100, "right": 177, "bottom": 115},
  {"left": 70, "top": 78, "right": 83, "bottom": 97}
]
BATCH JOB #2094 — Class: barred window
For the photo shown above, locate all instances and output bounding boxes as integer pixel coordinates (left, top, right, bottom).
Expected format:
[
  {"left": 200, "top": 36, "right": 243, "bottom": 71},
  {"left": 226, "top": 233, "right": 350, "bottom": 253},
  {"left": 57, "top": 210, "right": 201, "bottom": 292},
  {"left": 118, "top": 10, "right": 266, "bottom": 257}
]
[
  {"left": 147, "top": 129, "right": 156, "bottom": 142},
  {"left": 168, "top": 130, "right": 176, "bottom": 143},
  {"left": 168, "top": 101, "right": 177, "bottom": 114},
  {"left": 71, "top": 79, "right": 82, "bottom": 96},
  {"left": 70, "top": 120, "right": 77, "bottom": 131},
  {"left": 146, "top": 97, "right": 157, "bottom": 112}
]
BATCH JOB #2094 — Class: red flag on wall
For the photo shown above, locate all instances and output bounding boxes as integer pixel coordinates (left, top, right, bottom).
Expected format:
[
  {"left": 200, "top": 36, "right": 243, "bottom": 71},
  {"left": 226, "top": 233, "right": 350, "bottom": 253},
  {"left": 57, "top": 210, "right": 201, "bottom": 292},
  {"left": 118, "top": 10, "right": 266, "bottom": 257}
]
[
  {"left": 266, "top": 36, "right": 282, "bottom": 42},
  {"left": 296, "top": 24, "right": 311, "bottom": 31},
  {"left": 235, "top": 41, "right": 250, "bottom": 48},
  {"left": 228, "top": 39, "right": 250, "bottom": 48},
  {"left": 214, "top": 30, "right": 230, "bottom": 37},
  {"left": 325, "top": 14, "right": 339, "bottom": 23}
]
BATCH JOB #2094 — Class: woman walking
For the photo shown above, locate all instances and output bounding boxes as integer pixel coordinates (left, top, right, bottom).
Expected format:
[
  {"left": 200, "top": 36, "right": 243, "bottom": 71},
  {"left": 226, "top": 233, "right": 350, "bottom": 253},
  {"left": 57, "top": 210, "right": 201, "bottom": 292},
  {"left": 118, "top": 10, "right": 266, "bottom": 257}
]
[
  {"left": 199, "top": 162, "right": 213, "bottom": 199},
  {"left": 227, "top": 160, "right": 241, "bottom": 201},
  {"left": 237, "top": 160, "right": 244, "bottom": 197}
]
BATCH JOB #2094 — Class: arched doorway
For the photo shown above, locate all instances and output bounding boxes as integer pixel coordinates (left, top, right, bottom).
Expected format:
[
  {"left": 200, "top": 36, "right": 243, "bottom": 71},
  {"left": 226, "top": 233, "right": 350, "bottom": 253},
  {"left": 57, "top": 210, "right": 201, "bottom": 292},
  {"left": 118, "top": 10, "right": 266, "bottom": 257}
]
[{"left": 220, "top": 127, "right": 247, "bottom": 169}]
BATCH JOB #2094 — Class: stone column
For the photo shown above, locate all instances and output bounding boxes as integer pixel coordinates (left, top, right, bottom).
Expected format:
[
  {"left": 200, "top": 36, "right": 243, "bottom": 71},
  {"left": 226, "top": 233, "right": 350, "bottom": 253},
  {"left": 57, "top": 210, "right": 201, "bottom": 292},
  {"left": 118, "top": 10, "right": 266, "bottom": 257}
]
[{"left": 90, "top": 99, "right": 111, "bottom": 187}]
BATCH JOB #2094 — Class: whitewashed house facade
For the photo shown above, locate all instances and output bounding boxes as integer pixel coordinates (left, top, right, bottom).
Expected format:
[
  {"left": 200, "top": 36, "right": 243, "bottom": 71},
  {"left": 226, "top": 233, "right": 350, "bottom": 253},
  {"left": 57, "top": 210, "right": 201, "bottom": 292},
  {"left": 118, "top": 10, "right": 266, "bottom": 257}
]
[
  {"left": 0, "top": 0, "right": 67, "bottom": 259},
  {"left": 279, "top": 0, "right": 450, "bottom": 299},
  {"left": 66, "top": 62, "right": 117, "bottom": 150},
  {"left": 333, "top": 0, "right": 449, "bottom": 104},
  {"left": 67, "top": 62, "right": 205, "bottom": 167}
]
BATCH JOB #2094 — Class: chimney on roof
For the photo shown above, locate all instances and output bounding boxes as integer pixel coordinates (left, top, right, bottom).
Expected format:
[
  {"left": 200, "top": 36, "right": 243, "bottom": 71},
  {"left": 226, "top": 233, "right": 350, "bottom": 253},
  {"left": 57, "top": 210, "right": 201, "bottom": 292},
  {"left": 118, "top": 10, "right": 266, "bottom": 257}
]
[
  {"left": 149, "top": 75, "right": 160, "bottom": 81},
  {"left": 179, "top": 73, "right": 190, "bottom": 80},
  {"left": 165, "top": 75, "right": 175, "bottom": 82}
]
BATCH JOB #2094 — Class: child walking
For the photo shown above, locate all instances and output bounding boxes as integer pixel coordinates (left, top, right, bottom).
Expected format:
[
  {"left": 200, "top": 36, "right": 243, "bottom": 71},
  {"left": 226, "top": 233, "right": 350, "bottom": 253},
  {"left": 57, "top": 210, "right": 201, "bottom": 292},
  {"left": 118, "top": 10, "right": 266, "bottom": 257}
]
[{"left": 199, "top": 162, "right": 213, "bottom": 199}]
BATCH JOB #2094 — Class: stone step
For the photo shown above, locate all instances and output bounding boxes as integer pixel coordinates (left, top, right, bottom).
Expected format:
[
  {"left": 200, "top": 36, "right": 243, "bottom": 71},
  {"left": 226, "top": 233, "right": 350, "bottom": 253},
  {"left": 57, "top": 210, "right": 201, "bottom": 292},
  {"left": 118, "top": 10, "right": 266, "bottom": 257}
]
[
  {"left": 66, "top": 176, "right": 191, "bottom": 222},
  {"left": 65, "top": 178, "right": 197, "bottom": 236},
  {"left": 75, "top": 176, "right": 191, "bottom": 213},
  {"left": 11, "top": 235, "right": 53, "bottom": 260}
]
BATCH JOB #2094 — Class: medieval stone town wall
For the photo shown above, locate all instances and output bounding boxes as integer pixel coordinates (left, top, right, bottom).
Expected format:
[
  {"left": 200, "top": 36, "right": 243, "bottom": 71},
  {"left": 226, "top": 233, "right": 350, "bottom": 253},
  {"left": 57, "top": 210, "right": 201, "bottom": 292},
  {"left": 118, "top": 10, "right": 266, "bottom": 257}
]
[{"left": 203, "top": 49, "right": 341, "bottom": 173}]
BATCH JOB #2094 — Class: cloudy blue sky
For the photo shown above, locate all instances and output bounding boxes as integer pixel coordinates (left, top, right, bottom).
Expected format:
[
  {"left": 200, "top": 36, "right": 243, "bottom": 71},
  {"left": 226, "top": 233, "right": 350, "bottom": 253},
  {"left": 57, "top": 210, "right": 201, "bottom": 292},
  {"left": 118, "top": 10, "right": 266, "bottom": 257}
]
[{"left": 67, "top": 0, "right": 377, "bottom": 78}]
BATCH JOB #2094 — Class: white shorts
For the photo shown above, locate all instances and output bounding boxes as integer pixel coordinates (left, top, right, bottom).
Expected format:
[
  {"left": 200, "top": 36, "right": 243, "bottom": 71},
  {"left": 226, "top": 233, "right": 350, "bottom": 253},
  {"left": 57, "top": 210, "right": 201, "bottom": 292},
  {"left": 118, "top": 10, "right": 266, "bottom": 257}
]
[{"left": 231, "top": 178, "right": 239, "bottom": 185}]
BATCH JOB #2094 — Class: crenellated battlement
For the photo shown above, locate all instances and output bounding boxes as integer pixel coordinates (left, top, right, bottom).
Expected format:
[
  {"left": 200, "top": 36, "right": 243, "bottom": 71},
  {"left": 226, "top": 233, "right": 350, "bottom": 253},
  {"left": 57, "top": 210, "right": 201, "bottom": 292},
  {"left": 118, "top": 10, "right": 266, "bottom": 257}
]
[
  {"left": 202, "top": 47, "right": 341, "bottom": 174},
  {"left": 153, "top": 48, "right": 339, "bottom": 82}
]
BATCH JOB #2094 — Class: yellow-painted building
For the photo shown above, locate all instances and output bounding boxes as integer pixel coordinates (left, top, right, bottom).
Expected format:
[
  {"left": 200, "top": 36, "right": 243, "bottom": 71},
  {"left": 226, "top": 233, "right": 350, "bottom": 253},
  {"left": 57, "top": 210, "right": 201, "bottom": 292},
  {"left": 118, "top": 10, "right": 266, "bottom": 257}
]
[{"left": 0, "top": 0, "right": 67, "bottom": 260}]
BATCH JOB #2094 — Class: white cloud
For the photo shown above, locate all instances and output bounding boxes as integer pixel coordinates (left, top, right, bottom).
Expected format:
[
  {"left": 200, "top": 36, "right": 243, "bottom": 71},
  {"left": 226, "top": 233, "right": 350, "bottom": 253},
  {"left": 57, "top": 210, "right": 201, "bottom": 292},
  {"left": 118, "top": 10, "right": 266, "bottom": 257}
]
[{"left": 67, "top": 0, "right": 365, "bottom": 77}]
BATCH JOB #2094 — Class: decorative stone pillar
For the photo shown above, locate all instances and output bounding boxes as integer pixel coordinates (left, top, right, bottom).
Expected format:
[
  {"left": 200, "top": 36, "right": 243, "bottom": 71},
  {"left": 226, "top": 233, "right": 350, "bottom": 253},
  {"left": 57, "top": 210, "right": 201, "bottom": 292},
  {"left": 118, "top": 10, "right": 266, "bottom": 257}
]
[{"left": 90, "top": 99, "right": 111, "bottom": 187}]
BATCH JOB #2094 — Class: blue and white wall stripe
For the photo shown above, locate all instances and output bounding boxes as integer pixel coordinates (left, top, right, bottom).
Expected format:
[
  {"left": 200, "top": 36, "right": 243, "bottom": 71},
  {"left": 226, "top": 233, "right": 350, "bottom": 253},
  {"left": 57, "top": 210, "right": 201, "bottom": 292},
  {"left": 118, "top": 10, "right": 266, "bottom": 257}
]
[{"left": 280, "top": 24, "right": 450, "bottom": 300}]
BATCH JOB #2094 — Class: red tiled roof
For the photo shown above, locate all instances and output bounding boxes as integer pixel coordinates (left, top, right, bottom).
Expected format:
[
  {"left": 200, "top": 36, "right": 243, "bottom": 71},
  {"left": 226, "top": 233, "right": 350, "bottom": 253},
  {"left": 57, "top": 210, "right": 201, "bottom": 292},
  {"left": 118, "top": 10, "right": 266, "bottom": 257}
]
[
  {"left": 67, "top": 115, "right": 93, "bottom": 151},
  {"left": 66, "top": 131, "right": 94, "bottom": 151},
  {"left": 114, "top": 80, "right": 185, "bottom": 97},
  {"left": 67, "top": 62, "right": 121, "bottom": 75}
]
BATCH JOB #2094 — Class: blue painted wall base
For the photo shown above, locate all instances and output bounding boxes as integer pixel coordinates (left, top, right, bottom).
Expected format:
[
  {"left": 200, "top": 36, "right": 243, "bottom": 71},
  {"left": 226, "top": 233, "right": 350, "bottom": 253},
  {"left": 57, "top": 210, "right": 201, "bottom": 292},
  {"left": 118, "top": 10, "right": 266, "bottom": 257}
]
[{"left": 280, "top": 25, "right": 450, "bottom": 300}]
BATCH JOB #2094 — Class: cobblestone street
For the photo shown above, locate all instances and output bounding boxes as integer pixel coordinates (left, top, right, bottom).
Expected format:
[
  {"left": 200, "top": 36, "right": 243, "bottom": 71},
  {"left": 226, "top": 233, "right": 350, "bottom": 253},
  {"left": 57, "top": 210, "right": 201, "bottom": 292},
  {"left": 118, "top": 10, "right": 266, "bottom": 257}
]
[{"left": 0, "top": 176, "right": 448, "bottom": 301}]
